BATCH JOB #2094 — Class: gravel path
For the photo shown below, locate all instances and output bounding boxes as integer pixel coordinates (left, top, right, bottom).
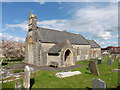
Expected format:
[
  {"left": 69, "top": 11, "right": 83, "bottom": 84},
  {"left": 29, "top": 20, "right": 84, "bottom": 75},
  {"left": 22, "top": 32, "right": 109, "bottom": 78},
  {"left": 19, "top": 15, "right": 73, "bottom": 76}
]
[
  {"left": 3, "top": 63, "right": 85, "bottom": 72},
  {"left": 25, "top": 64, "right": 85, "bottom": 71}
]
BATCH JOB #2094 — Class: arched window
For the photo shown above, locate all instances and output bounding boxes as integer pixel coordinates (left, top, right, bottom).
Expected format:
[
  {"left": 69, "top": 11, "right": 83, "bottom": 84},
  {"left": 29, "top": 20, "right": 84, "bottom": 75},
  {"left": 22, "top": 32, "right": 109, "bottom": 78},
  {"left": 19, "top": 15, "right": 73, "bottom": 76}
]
[
  {"left": 28, "top": 36, "right": 33, "bottom": 44},
  {"left": 85, "top": 47, "right": 88, "bottom": 55},
  {"left": 77, "top": 47, "right": 80, "bottom": 55}
]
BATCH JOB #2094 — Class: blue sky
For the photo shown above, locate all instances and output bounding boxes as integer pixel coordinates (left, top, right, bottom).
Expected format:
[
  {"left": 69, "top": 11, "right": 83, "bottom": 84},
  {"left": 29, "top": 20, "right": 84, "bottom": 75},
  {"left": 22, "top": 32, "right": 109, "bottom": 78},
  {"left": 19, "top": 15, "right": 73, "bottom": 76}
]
[{"left": 1, "top": 2, "right": 118, "bottom": 48}]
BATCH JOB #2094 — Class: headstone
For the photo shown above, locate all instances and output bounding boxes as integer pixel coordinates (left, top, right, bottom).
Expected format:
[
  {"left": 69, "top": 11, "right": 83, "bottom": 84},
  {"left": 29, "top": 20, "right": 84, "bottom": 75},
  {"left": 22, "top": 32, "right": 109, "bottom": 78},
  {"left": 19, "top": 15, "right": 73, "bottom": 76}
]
[
  {"left": 118, "top": 57, "right": 120, "bottom": 62},
  {"left": 88, "top": 61, "right": 100, "bottom": 76},
  {"left": 109, "top": 54, "right": 112, "bottom": 58},
  {"left": 0, "top": 72, "right": 2, "bottom": 90},
  {"left": 97, "top": 60, "right": 102, "bottom": 64},
  {"left": 15, "top": 79, "right": 21, "bottom": 90},
  {"left": 111, "top": 54, "right": 116, "bottom": 60},
  {"left": 0, "top": 59, "right": 3, "bottom": 65},
  {"left": 92, "top": 78, "right": 106, "bottom": 90},
  {"left": 23, "top": 65, "right": 30, "bottom": 89},
  {"left": 107, "top": 60, "right": 112, "bottom": 65}
]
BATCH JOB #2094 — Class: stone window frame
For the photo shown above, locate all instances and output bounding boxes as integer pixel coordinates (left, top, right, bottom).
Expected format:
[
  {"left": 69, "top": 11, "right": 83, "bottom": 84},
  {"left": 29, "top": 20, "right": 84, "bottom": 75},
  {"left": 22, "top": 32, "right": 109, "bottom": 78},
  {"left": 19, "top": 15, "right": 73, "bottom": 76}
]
[
  {"left": 85, "top": 47, "right": 88, "bottom": 55},
  {"left": 77, "top": 47, "right": 80, "bottom": 55}
]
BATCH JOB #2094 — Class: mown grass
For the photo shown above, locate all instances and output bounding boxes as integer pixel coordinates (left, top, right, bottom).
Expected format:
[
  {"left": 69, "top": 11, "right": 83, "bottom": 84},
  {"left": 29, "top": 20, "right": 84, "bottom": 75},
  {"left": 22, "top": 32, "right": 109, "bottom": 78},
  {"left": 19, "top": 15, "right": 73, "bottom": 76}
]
[
  {"left": 1, "top": 58, "right": 24, "bottom": 66},
  {"left": 2, "top": 56, "right": 119, "bottom": 89}
]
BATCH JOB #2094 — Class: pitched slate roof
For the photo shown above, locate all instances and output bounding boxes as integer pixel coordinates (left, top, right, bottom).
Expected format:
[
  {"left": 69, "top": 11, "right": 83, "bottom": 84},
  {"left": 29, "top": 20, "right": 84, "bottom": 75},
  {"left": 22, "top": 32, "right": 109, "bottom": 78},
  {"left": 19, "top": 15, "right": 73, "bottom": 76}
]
[
  {"left": 48, "top": 43, "right": 64, "bottom": 54},
  {"left": 37, "top": 27, "right": 90, "bottom": 45},
  {"left": 87, "top": 40, "right": 101, "bottom": 48}
]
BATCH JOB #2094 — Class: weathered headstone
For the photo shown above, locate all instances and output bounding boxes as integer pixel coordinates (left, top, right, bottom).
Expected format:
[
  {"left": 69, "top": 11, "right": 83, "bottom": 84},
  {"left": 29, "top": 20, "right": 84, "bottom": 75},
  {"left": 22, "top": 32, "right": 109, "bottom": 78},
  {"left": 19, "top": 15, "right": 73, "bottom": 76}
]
[
  {"left": 97, "top": 60, "right": 102, "bottom": 64},
  {"left": 107, "top": 60, "right": 112, "bottom": 65},
  {"left": 15, "top": 79, "right": 21, "bottom": 90},
  {"left": 0, "top": 72, "right": 2, "bottom": 90},
  {"left": 88, "top": 61, "right": 100, "bottom": 76},
  {"left": 0, "top": 59, "right": 3, "bottom": 65},
  {"left": 109, "top": 54, "right": 112, "bottom": 58},
  {"left": 111, "top": 54, "right": 117, "bottom": 61},
  {"left": 23, "top": 65, "right": 30, "bottom": 89},
  {"left": 92, "top": 78, "right": 106, "bottom": 90},
  {"left": 118, "top": 57, "right": 120, "bottom": 63}
]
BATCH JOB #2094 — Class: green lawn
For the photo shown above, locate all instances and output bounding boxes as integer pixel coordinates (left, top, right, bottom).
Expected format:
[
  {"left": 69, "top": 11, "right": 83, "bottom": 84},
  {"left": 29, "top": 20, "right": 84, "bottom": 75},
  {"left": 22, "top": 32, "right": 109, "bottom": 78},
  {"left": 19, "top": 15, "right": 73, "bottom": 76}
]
[{"left": 2, "top": 56, "right": 119, "bottom": 89}]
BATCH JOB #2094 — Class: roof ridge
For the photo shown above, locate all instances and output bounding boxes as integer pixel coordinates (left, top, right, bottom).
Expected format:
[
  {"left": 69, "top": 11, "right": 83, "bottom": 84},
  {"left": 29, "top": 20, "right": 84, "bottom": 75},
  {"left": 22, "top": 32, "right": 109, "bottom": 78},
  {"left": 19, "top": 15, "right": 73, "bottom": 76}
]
[{"left": 37, "top": 26, "right": 82, "bottom": 35}]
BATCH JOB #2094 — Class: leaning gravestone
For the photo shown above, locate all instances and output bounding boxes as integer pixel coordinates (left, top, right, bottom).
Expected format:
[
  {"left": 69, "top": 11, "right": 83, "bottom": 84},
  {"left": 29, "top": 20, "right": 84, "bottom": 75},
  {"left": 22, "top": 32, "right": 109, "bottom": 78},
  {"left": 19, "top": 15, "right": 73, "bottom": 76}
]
[
  {"left": 107, "top": 60, "right": 112, "bottom": 65},
  {"left": 92, "top": 78, "right": 106, "bottom": 90},
  {"left": 23, "top": 65, "right": 30, "bottom": 89},
  {"left": 15, "top": 79, "right": 21, "bottom": 90},
  {"left": 88, "top": 61, "right": 100, "bottom": 76}
]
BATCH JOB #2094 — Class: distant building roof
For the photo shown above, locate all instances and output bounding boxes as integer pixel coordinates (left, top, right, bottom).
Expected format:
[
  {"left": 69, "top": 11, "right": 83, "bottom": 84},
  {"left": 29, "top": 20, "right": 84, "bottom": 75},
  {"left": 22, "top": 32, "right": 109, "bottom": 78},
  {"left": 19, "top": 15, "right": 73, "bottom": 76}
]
[
  {"left": 37, "top": 27, "right": 90, "bottom": 45},
  {"left": 87, "top": 40, "right": 101, "bottom": 48}
]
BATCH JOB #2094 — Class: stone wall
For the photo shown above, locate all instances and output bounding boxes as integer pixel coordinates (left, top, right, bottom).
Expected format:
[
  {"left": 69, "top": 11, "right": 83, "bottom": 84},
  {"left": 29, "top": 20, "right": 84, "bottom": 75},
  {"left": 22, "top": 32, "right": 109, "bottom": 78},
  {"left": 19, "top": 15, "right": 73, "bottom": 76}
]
[
  {"left": 47, "top": 55, "right": 60, "bottom": 66},
  {"left": 72, "top": 45, "right": 91, "bottom": 61}
]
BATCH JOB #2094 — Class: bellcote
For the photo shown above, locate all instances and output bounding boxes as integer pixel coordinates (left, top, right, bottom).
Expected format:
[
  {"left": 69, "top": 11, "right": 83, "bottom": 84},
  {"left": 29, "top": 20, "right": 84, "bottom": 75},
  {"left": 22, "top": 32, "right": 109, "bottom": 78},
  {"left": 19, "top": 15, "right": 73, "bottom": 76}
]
[{"left": 28, "top": 12, "right": 37, "bottom": 31}]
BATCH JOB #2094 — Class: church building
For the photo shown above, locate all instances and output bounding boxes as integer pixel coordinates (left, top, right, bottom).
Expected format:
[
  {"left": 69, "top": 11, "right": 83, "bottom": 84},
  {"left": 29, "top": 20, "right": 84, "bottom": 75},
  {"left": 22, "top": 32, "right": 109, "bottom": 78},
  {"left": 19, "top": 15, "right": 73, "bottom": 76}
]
[{"left": 25, "top": 12, "right": 101, "bottom": 67}]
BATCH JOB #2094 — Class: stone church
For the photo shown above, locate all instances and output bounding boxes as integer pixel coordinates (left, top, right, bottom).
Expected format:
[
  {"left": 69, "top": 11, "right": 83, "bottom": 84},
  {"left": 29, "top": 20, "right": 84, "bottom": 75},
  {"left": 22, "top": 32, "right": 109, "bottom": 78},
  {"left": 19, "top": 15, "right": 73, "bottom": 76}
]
[{"left": 25, "top": 12, "right": 101, "bottom": 67}]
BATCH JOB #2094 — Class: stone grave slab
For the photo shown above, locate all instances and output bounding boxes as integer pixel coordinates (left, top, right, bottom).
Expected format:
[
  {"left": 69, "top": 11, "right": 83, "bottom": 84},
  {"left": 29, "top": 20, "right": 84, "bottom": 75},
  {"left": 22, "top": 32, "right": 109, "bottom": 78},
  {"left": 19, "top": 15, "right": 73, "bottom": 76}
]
[
  {"left": 15, "top": 79, "right": 21, "bottom": 90},
  {"left": 23, "top": 65, "right": 30, "bottom": 89},
  {"left": 88, "top": 61, "right": 100, "bottom": 76},
  {"left": 92, "top": 78, "right": 106, "bottom": 90}
]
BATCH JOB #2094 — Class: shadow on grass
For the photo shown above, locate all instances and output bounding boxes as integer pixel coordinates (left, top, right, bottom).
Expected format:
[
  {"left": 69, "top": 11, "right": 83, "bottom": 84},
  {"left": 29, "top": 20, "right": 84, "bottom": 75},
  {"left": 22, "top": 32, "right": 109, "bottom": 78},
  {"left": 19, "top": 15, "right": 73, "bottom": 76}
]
[
  {"left": 30, "top": 78, "right": 35, "bottom": 89},
  {"left": 86, "top": 87, "right": 92, "bottom": 90},
  {"left": 85, "top": 72, "right": 91, "bottom": 74},
  {"left": 2, "top": 63, "right": 8, "bottom": 65}
]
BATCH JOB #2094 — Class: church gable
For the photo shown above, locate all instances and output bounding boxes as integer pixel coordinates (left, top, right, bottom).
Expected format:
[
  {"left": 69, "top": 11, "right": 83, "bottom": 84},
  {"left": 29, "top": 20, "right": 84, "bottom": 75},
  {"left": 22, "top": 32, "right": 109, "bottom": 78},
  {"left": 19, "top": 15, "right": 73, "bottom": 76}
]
[
  {"left": 48, "top": 40, "right": 74, "bottom": 55},
  {"left": 87, "top": 40, "right": 101, "bottom": 48}
]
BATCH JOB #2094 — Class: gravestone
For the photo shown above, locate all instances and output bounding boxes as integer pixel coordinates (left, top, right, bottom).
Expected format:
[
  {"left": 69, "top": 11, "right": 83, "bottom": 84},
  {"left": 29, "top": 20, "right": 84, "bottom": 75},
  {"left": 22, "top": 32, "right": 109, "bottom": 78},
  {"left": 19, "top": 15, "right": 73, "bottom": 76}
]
[
  {"left": 88, "top": 61, "right": 100, "bottom": 76},
  {"left": 97, "top": 60, "right": 102, "bottom": 64},
  {"left": 92, "top": 78, "right": 106, "bottom": 90},
  {"left": 23, "top": 65, "right": 30, "bottom": 89},
  {"left": 118, "top": 57, "right": 120, "bottom": 63},
  {"left": 109, "top": 54, "right": 112, "bottom": 58},
  {"left": 0, "top": 59, "right": 3, "bottom": 65},
  {"left": 107, "top": 60, "right": 112, "bottom": 65},
  {"left": 0, "top": 72, "right": 2, "bottom": 90},
  {"left": 15, "top": 79, "right": 21, "bottom": 90}
]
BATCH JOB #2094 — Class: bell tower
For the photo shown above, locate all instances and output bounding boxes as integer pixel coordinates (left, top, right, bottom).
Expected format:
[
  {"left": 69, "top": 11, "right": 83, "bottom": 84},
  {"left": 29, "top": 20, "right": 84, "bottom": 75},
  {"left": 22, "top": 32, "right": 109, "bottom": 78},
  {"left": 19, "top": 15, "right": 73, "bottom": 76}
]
[{"left": 28, "top": 12, "right": 37, "bottom": 31}]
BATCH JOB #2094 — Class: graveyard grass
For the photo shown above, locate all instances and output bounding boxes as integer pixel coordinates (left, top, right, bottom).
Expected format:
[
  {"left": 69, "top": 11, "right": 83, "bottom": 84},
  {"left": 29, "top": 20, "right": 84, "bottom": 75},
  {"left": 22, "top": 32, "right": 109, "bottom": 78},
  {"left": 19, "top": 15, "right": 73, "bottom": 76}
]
[{"left": 2, "top": 56, "right": 119, "bottom": 88}]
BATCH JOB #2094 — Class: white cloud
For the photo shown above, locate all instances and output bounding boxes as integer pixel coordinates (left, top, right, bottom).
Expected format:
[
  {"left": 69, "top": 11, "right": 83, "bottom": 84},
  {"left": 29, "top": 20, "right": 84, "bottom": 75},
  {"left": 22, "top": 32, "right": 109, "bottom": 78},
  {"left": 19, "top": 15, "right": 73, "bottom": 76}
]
[
  {"left": 98, "top": 41, "right": 118, "bottom": 47},
  {"left": 36, "top": 3, "right": 118, "bottom": 40},
  {"left": 37, "top": 20, "right": 67, "bottom": 30},
  {"left": 0, "top": 33, "right": 25, "bottom": 42},
  {"left": 33, "top": 0, "right": 46, "bottom": 4},
  {"left": 3, "top": 21, "right": 28, "bottom": 32},
  {"left": 2, "top": 2, "right": 118, "bottom": 47}
]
